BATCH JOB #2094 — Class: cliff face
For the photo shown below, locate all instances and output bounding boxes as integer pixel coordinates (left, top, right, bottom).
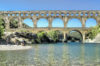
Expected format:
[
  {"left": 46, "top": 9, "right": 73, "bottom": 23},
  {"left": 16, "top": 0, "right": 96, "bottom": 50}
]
[{"left": 85, "top": 33, "right": 100, "bottom": 43}]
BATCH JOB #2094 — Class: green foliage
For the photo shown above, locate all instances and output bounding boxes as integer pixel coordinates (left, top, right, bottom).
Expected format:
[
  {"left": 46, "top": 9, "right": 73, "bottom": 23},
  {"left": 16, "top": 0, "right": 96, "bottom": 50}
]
[
  {"left": 86, "top": 25, "right": 100, "bottom": 39},
  {"left": 47, "top": 30, "right": 60, "bottom": 42},
  {"left": 0, "top": 17, "right": 4, "bottom": 39},
  {"left": 10, "top": 19, "right": 30, "bottom": 28},
  {"left": 37, "top": 31, "right": 46, "bottom": 43},
  {"left": 10, "top": 19, "right": 18, "bottom": 28}
]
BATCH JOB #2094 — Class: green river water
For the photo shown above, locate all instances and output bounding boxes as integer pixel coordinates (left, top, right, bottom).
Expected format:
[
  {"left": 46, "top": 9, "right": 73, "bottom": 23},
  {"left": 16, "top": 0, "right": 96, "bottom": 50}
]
[{"left": 0, "top": 42, "right": 100, "bottom": 66}]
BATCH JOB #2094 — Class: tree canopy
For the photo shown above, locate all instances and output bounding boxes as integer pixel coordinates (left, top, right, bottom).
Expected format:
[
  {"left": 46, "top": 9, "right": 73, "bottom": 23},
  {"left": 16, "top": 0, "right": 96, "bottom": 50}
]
[{"left": 86, "top": 25, "right": 100, "bottom": 39}]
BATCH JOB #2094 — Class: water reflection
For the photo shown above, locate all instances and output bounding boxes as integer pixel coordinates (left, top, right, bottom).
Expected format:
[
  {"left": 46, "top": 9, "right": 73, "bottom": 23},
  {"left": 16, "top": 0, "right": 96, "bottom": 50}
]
[
  {"left": 95, "top": 44, "right": 100, "bottom": 65},
  {"left": 61, "top": 43, "right": 69, "bottom": 66},
  {"left": 80, "top": 44, "right": 85, "bottom": 65},
  {"left": 0, "top": 43, "right": 100, "bottom": 66}
]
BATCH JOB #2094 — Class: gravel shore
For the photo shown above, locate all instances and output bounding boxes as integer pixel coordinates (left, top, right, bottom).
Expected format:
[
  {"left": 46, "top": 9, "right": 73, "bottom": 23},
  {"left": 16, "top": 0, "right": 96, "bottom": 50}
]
[{"left": 0, "top": 45, "right": 32, "bottom": 51}]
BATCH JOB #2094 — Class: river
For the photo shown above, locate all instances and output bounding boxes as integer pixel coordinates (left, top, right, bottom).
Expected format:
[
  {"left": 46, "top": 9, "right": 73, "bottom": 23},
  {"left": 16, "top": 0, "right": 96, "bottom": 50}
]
[{"left": 0, "top": 42, "right": 100, "bottom": 66}]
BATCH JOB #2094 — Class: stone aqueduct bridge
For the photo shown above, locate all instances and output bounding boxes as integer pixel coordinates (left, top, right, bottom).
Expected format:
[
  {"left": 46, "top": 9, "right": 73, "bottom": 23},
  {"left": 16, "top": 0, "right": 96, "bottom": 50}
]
[{"left": 0, "top": 10, "right": 100, "bottom": 42}]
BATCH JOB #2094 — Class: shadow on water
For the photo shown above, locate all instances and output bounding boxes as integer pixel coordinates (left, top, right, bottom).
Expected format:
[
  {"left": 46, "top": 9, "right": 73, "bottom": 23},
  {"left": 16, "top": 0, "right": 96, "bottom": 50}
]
[{"left": 0, "top": 42, "right": 100, "bottom": 66}]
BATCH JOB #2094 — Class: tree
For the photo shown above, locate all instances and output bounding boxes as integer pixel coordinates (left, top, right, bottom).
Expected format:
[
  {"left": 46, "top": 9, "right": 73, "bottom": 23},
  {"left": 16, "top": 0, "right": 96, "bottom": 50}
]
[
  {"left": 47, "top": 30, "right": 60, "bottom": 42},
  {"left": 0, "top": 17, "right": 4, "bottom": 39},
  {"left": 86, "top": 24, "right": 100, "bottom": 39},
  {"left": 37, "top": 31, "right": 47, "bottom": 43},
  {"left": 10, "top": 19, "right": 18, "bottom": 28}
]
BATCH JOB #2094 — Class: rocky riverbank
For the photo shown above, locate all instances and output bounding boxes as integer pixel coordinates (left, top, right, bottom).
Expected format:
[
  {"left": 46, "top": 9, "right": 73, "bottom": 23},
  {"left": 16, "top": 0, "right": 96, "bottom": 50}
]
[
  {"left": 85, "top": 33, "right": 100, "bottom": 43},
  {"left": 0, "top": 45, "right": 32, "bottom": 51}
]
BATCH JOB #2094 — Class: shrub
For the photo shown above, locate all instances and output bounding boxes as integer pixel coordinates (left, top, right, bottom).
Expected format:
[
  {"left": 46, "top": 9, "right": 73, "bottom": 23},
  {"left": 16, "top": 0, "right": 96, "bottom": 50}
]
[
  {"left": 37, "top": 31, "right": 47, "bottom": 43},
  {"left": 0, "top": 17, "right": 4, "bottom": 39},
  {"left": 10, "top": 19, "right": 18, "bottom": 28},
  {"left": 47, "top": 30, "right": 60, "bottom": 42},
  {"left": 86, "top": 24, "right": 100, "bottom": 39}
]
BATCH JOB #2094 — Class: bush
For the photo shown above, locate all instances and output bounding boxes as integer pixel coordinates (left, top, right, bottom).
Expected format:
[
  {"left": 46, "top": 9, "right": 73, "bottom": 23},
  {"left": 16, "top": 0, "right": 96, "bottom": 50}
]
[
  {"left": 86, "top": 25, "right": 100, "bottom": 39},
  {"left": 0, "top": 17, "right": 4, "bottom": 39},
  {"left": 37, "top": 31, "right": 47, "bottom": 43},
  {"left": 47, "top": 30, "right": 60, "bottom": 42},
  {"left": 10, "top": 19, "right": 18, "bottom": 28}
]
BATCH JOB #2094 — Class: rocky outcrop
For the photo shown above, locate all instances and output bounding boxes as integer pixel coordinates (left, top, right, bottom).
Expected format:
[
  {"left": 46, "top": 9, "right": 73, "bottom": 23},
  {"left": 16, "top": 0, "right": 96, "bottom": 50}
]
[{"left": 5, "top": 32, "right": 36, "bottom": 45}]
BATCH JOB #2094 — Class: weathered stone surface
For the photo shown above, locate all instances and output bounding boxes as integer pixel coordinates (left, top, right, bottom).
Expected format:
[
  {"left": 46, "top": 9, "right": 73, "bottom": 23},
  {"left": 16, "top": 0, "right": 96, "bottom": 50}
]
[{"left": 1, "top": 10, "right": 100, "bottom": 42}]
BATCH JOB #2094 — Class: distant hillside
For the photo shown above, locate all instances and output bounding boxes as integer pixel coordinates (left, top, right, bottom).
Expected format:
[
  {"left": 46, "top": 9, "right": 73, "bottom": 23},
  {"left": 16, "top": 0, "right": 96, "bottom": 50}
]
[
  {"left": 68, "top": 31, "right": 82, "bottom": 40},
  {"left": 23, "top": 23, "right": 30, "bottom": 28}
]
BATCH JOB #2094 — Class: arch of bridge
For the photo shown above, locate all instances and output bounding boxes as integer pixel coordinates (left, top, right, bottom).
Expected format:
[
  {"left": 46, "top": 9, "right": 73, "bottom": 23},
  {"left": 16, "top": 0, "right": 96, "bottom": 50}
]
[
  {"left": 67, "top": 29, "right": 83, "bottom": 40},
  {"left": 1, "top": 10, "right": 100, "bottom": 31},
  {"left": 52, "top": 17, "right": 64, "bottom": 27},
  {"left": 85, "top": 17, "right": 98, "bottom": 25},
  {"left": 7, "top": 16, "right": 98, "bottom": 25},
  {"left": 67, "top": 17, "right": 82, "bottom": 28},
  {"left": 67, "top": 17, "right": 82, "bottom": 23}
]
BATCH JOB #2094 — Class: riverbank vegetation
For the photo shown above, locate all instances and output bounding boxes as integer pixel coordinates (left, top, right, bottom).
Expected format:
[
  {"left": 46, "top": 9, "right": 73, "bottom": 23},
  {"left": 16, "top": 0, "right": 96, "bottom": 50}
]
[
  {"left": 5, "top": 29, "right": 83, "bottom": 45},
  {"left": 86, "top": 24, "right": 100, "bottom": 39},
  {"left": 0, "top": 17, "right": 83, "bottom": 45},
  {"left": 6, "top": 30, "right": 62, "bottom": 45},
  {"left": 0, "top": 17, "right": 4, "bottom": 39},
  {"left": 0, "top": 17, "right": 99, "bottom": 45}
]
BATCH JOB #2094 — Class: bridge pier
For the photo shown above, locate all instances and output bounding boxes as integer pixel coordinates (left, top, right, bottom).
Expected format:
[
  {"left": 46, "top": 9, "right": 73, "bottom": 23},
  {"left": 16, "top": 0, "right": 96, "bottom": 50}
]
[
  {"left": 82, "top": 17, "right": 86, "bottom": 28},
  {"left": 34, "top": 20, "right": 37, "bottom": 28},
  {"left": 48, "top": 17, "right": 53, "bottom": 29},
  {"left": 63, "top": 32, "right": 67, "bottom": 42},
  {"left": 5, "top": 22, "right": 10, "bottom": 30},
  {"left": 4, "top": 17, "right": 10, "bottom": 30},
  {"left": 18, "top": 17, "right": 23, "bottom": 28},
  {"left": 82, "top": 32, "right": 85, "bottom": 43},
  {"left": 32, "top": 17, "right": 37, "bottom": 28}
]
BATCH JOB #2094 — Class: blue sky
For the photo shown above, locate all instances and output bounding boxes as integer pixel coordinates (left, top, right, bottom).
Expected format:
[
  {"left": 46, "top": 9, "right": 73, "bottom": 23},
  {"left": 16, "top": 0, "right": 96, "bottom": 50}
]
[
  {"left": 0, "top": 0, "right": 98, "bottom": 27},
  {"left": 23, "top": 18, "right": 97, "bottom": 27},
  {"left": 0, "top": 0, "right": 100, "bottom": 10}
]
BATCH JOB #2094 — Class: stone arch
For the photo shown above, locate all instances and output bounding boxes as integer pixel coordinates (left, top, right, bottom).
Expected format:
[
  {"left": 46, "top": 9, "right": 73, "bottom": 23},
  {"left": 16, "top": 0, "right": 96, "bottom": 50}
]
[
  {"left": 67, "top": 30, "right": 83, "bottom": 42},
  {"left": 23, "top": 18, "right": 33, "bottom": 28},
  {"left": 85, "top": 18, "right": 97, "bottom": 27},
  {"left": 37, "top": 18, "right": 49, "bottom": 27},
  {"left": 52, "top": 18, "right": 64, "bottom": 27},
  {"left": 67, "top": 18, "right": 82, "bottom": 27}
]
